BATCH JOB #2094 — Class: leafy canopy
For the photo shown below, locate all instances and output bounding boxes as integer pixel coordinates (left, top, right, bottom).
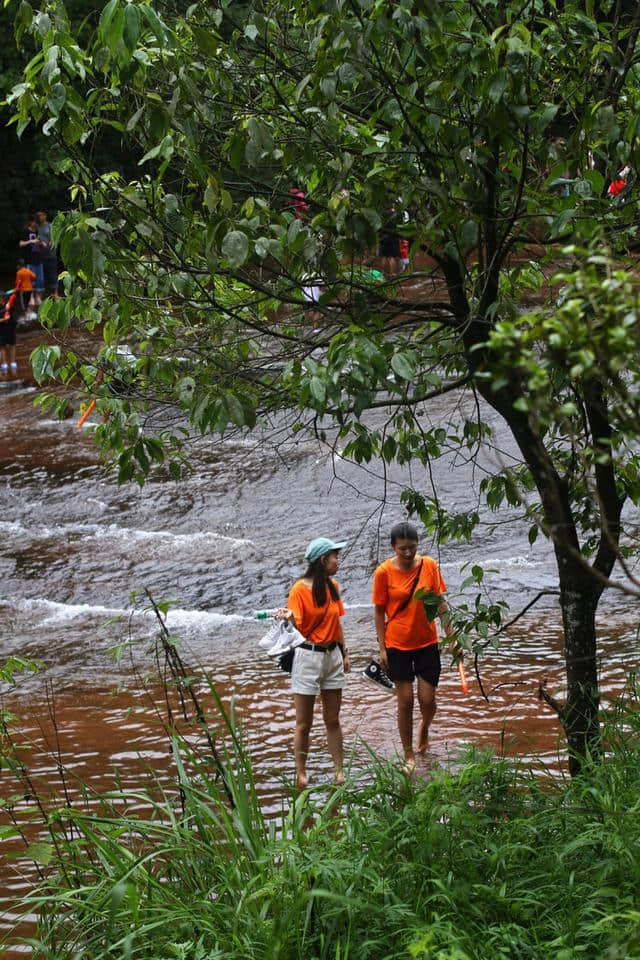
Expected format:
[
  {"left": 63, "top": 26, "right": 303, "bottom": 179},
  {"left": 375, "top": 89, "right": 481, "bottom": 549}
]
[{"left": 9, "top": 0, "right": 640, "bottom": 601}]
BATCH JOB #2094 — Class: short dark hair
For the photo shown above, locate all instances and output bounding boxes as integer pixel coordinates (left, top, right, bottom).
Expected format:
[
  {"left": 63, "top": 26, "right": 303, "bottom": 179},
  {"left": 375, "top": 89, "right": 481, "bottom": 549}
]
[
  {"left": 16, "top": 259, "right": 24, "bottom": 268},
  {"left": 390, "top": 521, "right": 419, "bottom": 545}
]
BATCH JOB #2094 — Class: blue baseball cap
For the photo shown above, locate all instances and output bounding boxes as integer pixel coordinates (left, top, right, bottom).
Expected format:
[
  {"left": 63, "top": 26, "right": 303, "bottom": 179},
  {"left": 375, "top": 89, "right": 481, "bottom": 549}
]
[{"left": 304, "top": 537, "right": 347, "bottom": 563}]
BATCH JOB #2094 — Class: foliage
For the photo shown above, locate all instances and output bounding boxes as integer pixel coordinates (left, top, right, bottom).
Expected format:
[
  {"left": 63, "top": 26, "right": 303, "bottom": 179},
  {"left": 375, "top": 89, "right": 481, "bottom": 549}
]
[
  {"left": 8, "top": 0, "right": 640, "bottom": 764},
  {"left": 6, "top": 684, "right": 640, "bottom": 959},
  {"left": 0, "top": 0, "right": 141, "bottom": 279}
]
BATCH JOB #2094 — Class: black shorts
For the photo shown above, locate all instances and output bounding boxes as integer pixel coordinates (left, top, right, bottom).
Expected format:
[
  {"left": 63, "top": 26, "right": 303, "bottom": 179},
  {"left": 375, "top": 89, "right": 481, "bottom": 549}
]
[
  {"left": 0, "top": 320, "right": 17, "bottom": 347},
  {"left": 386, "top": 644, "right": 441, "bottom": 686}
]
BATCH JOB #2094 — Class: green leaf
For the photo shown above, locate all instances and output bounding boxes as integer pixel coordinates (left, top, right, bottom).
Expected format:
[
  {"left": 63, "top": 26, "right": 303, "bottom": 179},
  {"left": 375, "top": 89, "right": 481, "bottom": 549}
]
[
  {"left": 391, "top": 352, "right": 415, "bottom": 381},
  {"left": 551, "top": 208, "right": 576, "bottom": 237},
  {"left": 320, "top": 75, "right": 336, "bottom": 100},
  {"left": 461, "top": 220, "right": 478, "bottom": 253},
  {"left": 177, "top": 376, "right": 195, "bottom": 404},
  {"left": 310, "top": 376, "right": 326, "bottom": 403},
  {"left": 221, "top": 230, "right": 249, "bottom": 268},
  {"left": 125, "top": 105, "right": 144, "bottom": 131},
  {"left": 536, "top": 103, "right": 558, "bottom": 133},
  {"left": 295, "top": 73, "right": 312, "bottom": 102},
  {"left": 23, "top": 842, "right": 54, "bottom": 865},
  {"left": 488, "top": 69, "right": 507, "bottom": 103},
  {"left": 65, "top": 229, "right": 94, "bottom": 273},
  {"left": 224, "top": 393, "right": 246, "bottom": 426},
  {"left": 123, "top": 3, "right": 140, "bottom": 49},
  {"left": 141, "top": 5, "right": 169, "bottom": 46},
  {"left": 192, "top": 26, "right": 218, "bottom": 56},
  {"left": 99, "top": 0, "right": 119, "bottom": 34},
  {"left": 46, "top": 82, "right": 66, "bottom": 116}
]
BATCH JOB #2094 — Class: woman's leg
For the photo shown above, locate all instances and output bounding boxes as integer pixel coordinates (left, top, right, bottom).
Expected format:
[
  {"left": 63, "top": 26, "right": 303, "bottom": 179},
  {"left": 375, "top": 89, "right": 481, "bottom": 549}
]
[
  {"left": 395, "top": 680, "right": 416, "bottom": 769},
  {"left": 293, "top": 693, "right": 316, "bottom": 790},
  {"left": 320, "top": 688, "right": 344, "bottom": 784},
  {"left": 416, "top": 677, "right": 437, "bottom": 752}
]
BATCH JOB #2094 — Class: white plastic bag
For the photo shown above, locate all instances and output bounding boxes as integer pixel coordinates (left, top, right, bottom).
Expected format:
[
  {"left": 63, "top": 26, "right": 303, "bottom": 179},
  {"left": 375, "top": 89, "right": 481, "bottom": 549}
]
[{"left": 258, "top": 620, "right": 305, "bottom": 657}]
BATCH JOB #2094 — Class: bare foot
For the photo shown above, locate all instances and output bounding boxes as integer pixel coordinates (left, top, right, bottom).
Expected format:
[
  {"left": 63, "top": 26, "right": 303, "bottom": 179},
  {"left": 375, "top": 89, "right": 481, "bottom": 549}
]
[
  {"left": 417, "top": 720, "right": 430, "bottom": 753},
  {"left": 296, "top": 771, "right": 308, "bottom": 790},
  {"left": 334, "top": 770, "right": 345, "bottom": 786},
  {"left": 402, "top": 756, "right": 416, "bottom": 776}
]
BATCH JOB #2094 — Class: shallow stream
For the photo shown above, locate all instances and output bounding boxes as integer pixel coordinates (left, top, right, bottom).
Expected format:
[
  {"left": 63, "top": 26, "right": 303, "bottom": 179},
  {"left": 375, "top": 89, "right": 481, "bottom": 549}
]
[{"left": 1, "top": 327, "right": 638, "bottom": 950}]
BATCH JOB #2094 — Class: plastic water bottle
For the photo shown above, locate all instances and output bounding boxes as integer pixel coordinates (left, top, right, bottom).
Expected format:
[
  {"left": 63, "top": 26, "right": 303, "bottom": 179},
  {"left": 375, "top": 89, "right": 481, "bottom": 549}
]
[{"left": 255, "top": 609, "right": 280, "bottom": 620}]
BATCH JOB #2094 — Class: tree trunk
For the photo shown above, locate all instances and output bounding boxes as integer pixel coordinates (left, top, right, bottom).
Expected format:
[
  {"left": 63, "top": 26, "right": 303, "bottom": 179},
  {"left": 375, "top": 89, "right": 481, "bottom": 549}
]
[{"left": 559, "top": 582, "right": 600, "bottom": 776}]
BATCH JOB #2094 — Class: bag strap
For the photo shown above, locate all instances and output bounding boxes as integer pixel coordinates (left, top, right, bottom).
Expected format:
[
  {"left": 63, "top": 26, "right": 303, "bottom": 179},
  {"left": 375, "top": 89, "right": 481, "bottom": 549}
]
[{"left": 386, "top": 560, "right": 423, "bottom": 624}]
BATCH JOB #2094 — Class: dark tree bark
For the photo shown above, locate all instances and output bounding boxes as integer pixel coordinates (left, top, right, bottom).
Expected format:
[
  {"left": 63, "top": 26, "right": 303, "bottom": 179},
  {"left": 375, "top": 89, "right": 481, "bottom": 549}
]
[{"left": 559, "top": 579, "right": 600, "bottom": 774}]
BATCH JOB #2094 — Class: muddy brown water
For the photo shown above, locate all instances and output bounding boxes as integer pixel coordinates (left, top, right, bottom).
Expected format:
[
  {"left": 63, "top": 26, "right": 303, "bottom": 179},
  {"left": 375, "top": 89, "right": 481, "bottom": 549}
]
[{"left": 1, "top": 326, "right": 639, "bottom": 954}]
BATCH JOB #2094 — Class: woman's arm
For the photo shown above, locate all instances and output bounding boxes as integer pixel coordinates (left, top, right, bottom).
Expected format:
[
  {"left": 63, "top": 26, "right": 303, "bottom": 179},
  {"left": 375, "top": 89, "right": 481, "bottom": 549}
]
[
  {"left": 374, "top": 604, "right": 388, "bottom": 670},
  {"left": 337, "top": 622, "right": 351, "bottom": 673}
]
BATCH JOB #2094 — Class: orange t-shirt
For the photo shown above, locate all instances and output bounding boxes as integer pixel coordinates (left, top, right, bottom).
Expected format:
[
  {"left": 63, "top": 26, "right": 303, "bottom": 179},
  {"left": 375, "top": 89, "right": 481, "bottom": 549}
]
[
  {"left": 287, "top": 578, "right": 345, "bottom": 646},
  {"left": 371, "top": 555, "right": 446, "bottom": 650},
  {"left": 15, "top": 267, "right": 36, "bottom": 292}
]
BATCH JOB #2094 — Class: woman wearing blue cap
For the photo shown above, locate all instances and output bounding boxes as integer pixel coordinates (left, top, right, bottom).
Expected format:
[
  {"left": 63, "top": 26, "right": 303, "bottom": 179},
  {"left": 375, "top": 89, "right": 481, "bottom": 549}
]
[{"left": 275, "top": 537, "right": 350, "bottom": 789}]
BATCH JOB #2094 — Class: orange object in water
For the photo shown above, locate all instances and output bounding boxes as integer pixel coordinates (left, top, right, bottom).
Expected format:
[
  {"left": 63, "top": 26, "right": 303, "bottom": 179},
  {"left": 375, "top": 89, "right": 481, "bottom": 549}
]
[
  {"left": 458, "top": 660, "right": 469, "bottom": 694},
  {"left": 77, "top": 399, "right": 96, "bottom": 428}
]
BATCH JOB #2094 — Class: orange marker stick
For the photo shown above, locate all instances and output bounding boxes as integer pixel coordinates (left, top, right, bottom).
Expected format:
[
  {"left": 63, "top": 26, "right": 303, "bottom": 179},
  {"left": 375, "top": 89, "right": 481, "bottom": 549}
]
[
  {"left": 77, "top": 399, "right": 96, "bottom": 428},
  {"left": 458, "top": 660, "right": 469, "bottom": 695}
]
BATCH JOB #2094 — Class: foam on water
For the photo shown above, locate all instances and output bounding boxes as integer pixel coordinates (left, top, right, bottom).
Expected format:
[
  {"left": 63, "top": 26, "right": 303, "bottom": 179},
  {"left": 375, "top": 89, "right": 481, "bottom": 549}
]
[
  {"left": 0, "top": 520, "right": 253, "bottom": 548},
  {"left": 13, "top": 596, "right": 252, "bottom": 628},
  {"left": 30, "top": 598, "right": 127, "bottom": 624},
  {"left": 439, "top": 555, "right": 544, "bottom": 570},
  {"left": 165, "top": 607, "right": 249, "bottom": 628}
]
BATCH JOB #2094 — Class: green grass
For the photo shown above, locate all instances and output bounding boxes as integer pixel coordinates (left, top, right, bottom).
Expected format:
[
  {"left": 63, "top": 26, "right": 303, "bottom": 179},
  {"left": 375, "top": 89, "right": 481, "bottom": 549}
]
[{"left": 5, "top": 688, "right": 640, "bottom": 960}]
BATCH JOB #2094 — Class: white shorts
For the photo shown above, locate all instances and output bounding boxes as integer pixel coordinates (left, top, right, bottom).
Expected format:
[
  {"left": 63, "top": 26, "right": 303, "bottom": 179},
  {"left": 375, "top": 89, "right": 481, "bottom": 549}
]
[{"left": 290, "top": 644, "right": 345, "bottom": 696}]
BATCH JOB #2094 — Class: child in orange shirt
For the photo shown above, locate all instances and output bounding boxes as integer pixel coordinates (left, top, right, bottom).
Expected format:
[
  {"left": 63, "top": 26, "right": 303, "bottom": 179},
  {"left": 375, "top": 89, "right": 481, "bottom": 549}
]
[{"left": 14, "top": 260, "right": 37, "bottom": 316}]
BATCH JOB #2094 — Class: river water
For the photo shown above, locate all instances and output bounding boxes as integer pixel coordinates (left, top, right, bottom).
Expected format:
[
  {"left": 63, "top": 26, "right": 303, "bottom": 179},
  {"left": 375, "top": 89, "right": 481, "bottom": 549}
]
[{"left": 1, "top": 327, "right": 639, "bottom": 949}]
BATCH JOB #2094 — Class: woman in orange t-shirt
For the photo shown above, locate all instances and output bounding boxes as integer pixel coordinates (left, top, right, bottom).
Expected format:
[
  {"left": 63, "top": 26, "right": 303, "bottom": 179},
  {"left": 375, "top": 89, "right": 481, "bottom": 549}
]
[
  {"left": 372, "top": 521, "right": 458, "bottom": 773},
  {"left": 275, "top": 536, "right": 350, "bottom": 790}
]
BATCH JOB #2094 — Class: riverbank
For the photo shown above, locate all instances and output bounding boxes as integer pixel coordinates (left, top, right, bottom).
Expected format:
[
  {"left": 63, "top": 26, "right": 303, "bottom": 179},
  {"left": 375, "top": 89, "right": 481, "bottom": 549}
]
[{"left": 5, "top": 686, "right": 640, "bottom": 959}]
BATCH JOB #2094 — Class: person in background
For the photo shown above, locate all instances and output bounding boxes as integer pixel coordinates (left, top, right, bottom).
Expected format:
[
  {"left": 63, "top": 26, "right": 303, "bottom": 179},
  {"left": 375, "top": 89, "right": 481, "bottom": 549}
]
[
  {"left": 14, "top": 260, "right": 37, "bottom": 317},
  {"left": 275, "top": 537, "right": 350, "bottom": 790},
  {"left": 18, "top": 216, "right": 43, "bottom": 304},
  {"left": 379, "top": 204, "right": 401, "bottom": 277},
  {"left": 398, "top": 238, "right": 410, "bottom": 272},
  {"left": 35, "top": 210, "right": 59, "bottom": 299},
  {"left": 398, "top": 207, "right": 411, "bottom": 271},
  {"left": 0, "top": 291, "right": 20, "bottom": 375},
  {"left": 607, "top": 165, "right": 631, "bottom": 198},
  {"left": 372, "top": 521, "right": 459, "bottom": 774},
  {"left": 289, "top": 185, "right": 308, "bottom": 221}
]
